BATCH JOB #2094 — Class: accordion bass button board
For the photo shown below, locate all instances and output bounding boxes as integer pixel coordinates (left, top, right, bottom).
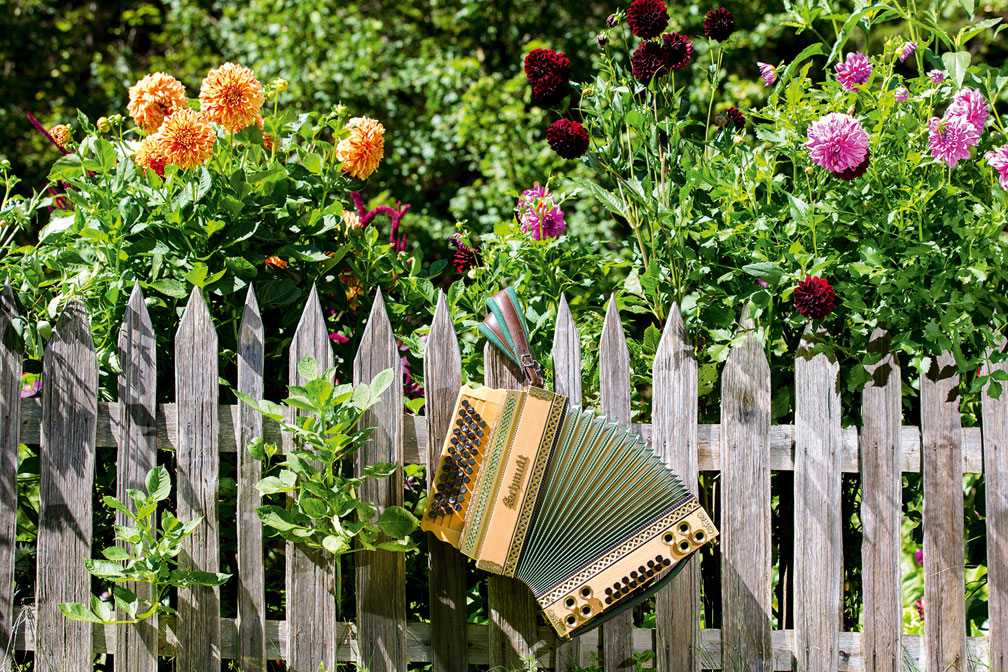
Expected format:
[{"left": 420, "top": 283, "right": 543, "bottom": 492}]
[{"left": 421, "top": 384, "right": 718, "bottom": 638}]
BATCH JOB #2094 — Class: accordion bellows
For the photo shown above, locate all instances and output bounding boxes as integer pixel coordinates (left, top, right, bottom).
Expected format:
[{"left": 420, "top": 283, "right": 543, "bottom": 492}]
[{"left": 422, "top": 384, "right": 717, "bottom": 637}]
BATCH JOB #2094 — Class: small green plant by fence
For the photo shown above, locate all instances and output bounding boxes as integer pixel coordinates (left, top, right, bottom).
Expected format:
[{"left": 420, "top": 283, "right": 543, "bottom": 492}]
[{"left": 0, "top": 280, "right": 1006, "bottom": 671}]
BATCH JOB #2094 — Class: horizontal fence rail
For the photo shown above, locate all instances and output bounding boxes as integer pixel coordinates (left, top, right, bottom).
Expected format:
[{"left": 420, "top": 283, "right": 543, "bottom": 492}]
[{"left": 1, "top": 284, "right": 1003, "bottom": 672}]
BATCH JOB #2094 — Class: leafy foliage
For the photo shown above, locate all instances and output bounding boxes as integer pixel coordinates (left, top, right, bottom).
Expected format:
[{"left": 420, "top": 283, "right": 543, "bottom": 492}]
[{"left": 59, "top": 466, "right": 229, "bottom": 625}]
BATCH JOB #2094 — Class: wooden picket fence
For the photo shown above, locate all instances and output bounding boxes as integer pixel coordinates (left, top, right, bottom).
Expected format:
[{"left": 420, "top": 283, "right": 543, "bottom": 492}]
[{"left": 0, "top": 278, "right": 1006, "bottom": 672}]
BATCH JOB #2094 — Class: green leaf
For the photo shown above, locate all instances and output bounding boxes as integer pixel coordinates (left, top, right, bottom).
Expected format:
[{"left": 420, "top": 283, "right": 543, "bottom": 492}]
[
  {"left": 582, "top": 180, "right": 626, "bottom": 219},
  {"left": 322, "top": 534, "right": 350, "bottom": 555},
  {"left": 303, "top": 152, "right": 323, "bottom": 174},
  {"left": 363, "top": 462, "right": 397, "bottom": 479},
  {"left": 101, "top": 546, "right": 131, "bottom": 562},
  {"left": 297, "top": 356, "right": 319, "bottom": 381},
  {"left": 257, "top": 505, "right": 309, "bottom": 532},
  {"left": 352, "top": 384, "right": 371, "bottom": 411},
  {"left": 256, "top": 476, "right": 296, "bottom": 495},
  {"left": 86, "top": 559, "right": 126, "bottom": 579},
  {"left": 147, "top": 279, "right": 189, "bottom": 299},
  {"left": 942, "top": 51, "right": 971, "bottom": 88},
  {"left": 369, "top": 368, "right": 394, "bottom": 402},
  {"left": 299, "top": 496, "right": 330, "bottom": 518},
  {"left": 145, "top": 466, "right": 171, "bottom": 501},
  {"left": 113, "top": 585, "right": 139, "bottom": 619},
  {"left": 59, "top": 602, "right": 104, "bottom": 623},
  {"left": 376, "top": 505, "right": 419, "bottom": 539},
  {"left": 102, "top": 496, "right": 134, "bottom": 520},
  {"left": 247, "top": 436, "right": 268, "bottom": 461},
  {"left": 741, "top": 262, "right": 783, "bottom": 287}
]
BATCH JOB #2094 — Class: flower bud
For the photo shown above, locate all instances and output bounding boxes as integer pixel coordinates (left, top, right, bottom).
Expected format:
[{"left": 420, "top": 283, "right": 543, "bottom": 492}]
[
  {"left": 606, "top": 13, "right": 619, "bottom": 27},
  {"left": 96, "top": 117, "right": 111, "bottom": 133},
  {"left": 109, "top": 114, "right": 123, "bottom": 125},
  {"left": 49, "top": 124, "right": 72, "bottom": 149},
  {"left": 266, "top": 89, "right": 277, "bottom": 102},
  {"left": 805, "top": 166, "right": 815, "bottom": 174},
  {"left": 0, "top": 159, "right": 10, "bottom": 170},
  {"left": 274, "top": 78, "right": 289, "bottom": 92},
  {"left": 597, "top": 33, "right": 609, "bottom": 48}
]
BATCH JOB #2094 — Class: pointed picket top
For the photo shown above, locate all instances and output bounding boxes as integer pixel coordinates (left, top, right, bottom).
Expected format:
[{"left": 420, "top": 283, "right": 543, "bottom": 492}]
[
  {"left": 355, "top": 287, "right": 397, "bottom": 371},
  {"left": 176, "top": 287, "right": 216, "bottom": 346},
  {"left": 118, "top": 283, "right": 155, "bottom": 396},
  {"left": 599, "top": 294, "right": 630, "bottom": 423},
  {"left": 424, "top": 291, "right": 461, "bottom": 475},
  {"left": 0, "top": 278, "right": 13, "bottom": 327},
  {"left": 240, "top": 284, "right": 263, "bottom": 353},
  {"left": 551, "top": 293, "right": 582, "bottom": 403}
]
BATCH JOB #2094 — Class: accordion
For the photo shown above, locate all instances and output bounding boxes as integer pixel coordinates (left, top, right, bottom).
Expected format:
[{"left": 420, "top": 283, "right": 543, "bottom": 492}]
[{"left": 422, "top": 286, "right": 718, "bottom": 638}]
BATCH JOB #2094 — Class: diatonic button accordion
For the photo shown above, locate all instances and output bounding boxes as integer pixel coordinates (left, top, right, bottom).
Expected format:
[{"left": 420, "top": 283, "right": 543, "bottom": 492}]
[{"left": 422, "top": 384, "right": 717, "bottom": 638}]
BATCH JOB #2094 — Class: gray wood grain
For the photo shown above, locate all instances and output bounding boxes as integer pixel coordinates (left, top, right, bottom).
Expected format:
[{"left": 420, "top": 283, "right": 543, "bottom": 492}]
[
  {"left": 983, "top": 339, "right": 1008, "bottom": 672},
  {"left": 115, "top": 284, "right": 158, "bottom": 671},
  {"left": 599, "top": 296, "right": 633, "bottom": 672},
  {"left": 423, "top": 291, "right": 468, "bottom": 672},
  {"left": 36, "top": 299, "right": 97, "bottom": 670},
  {"left": 17, "top": 400, "right": 989, "bottom": 473},
  {"left": 284, "top": 285, "right": 336, "bottom": 672},
  {"left": 174, "top": 288, "right": 221, "bottom": 672},
  {"left": 0, "top": 279, "right": 20, "bottom": 665},
  {"left": 859, "top": 329, "right": 902, "bottom": 672},
  {"left": 551, "top": 294, "right": 593, "bottom": 672},
  {"left": 653, "top": 305, "right": 700, "bottom": 672},
  {"left": 352, "top": 289, "right": 406, "bottom": 672},
  {"left": 920, "top": 351, "right": 966, "bottom": 672},
  {"left": 793, "top": 327, "right": 842, "bottom": 672},
  {"left": 237, "top": 285, "right": 266, "bottom": 671},
  {"left": 484, "top": 339, "right": 539, "bottom": 669},
  {"left": 719, "top": 310, "right": 772, "bottom": 671}
]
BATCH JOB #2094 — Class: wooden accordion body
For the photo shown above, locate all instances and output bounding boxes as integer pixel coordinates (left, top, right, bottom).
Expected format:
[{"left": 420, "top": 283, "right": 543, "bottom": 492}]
[{"left": 422, "top": 384, "right": 717, "bottom": 638}]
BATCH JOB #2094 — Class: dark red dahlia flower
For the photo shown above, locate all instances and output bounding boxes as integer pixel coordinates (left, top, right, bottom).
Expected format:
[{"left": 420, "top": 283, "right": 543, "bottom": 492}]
[
  {"left": 715, "top": 106, "right": 745, "bottom": 129},
  {"left": 524, "top": 48, "right": 571, "bottom": 86},
  {"left": 704, "top": 7, "right": 735, "bottom": 41},
  {"left": 532, "top": 73, "right": 570, "bottom": 107},
  {"left": 660, "top": 32, "right": 693, "bottom": 72},
  {"left": 546, "top": 119, "right": 590, "bottom": 159},
  {"left": 449, "top": 234, "right": 482, "bottom": 272},
  {"left": 627, "top": 0, "right": 669, "bottom": 39},
  {"left": 834, "top": 150, "right": 871, "bottom": 181},
  {"left": 631, "top": 41, "right": 666, "bottom": 83},
  {"left": 793, "top": 276, "right": 837, "bottom": 320}
]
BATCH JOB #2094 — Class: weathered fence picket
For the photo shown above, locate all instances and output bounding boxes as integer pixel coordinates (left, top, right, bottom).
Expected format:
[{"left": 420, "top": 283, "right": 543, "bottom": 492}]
[
  {"left": 236, "top": 285, "right": 266, "bottom": 671},
  {"left": 115, "top": 285, "right": 158, "bottom": 672},
  {"left": 793, "top": 328, "right": 842, "bottom": 672},
  {"left": 174, "top": 288, "right": 221, "bottom": 672},
  {"left": 484, "top": 339, "right": 540, "bottom": 669},
  {"left": 36, "top": 300, "right": 96, "bottom": 671},
  {"left": 599, "top": 297, "right": 634, "bottom": 672},
  {"left": 921, "top": 351, "right": 967, "bottom": 672},
  {"left": 719, "top": 311, "right": 773, "bottom": 671},
  {"left": 423, "top": 291, "right": 468, "bottom": 672},
  {"left": 983, "top": 340, "right": 1007, "bottom": 672},
  {"left": 551, "top": 294, "right": 591, "bottom": 672},
  {"left": 860, "top": 329, "right": 903, "bottom": 672},
  {"left": 353, "top": 289, "right": 407, "bottom": 672},
  {"left": 653, "top": 305, "right": 700, "bottom": 672},
  {"left": 5, "top": 287, "right": 1006, "bottom": 672},
  {"left": 0, "top": 279, "right": 20, "bottom": 669},
  {"left": 285, "top": 285, "right": 337, "bottom": 671}
]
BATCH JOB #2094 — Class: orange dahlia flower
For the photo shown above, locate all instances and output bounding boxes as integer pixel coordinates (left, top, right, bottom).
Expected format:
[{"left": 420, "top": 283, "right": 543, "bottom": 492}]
[
  {"left": 335, "top": 117, "right": 385, "bottom": 180},
  {"left": 154, "top": 109, "right": 216, "bottom": 170},
  {"left": 127, "top": 73, "right": 188, "bottom": 133},
  {"left": 134, "top": 135, "right": 167, "bottom": 177},
  {"left": 199, "top": 63, "right": 265, "bottom": 132},
  {"left": 49, "top": 124, "right": 71, "bottom": 149}
]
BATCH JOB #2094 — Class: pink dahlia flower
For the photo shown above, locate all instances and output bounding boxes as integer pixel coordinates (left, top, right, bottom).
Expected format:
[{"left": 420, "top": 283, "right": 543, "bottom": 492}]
[
  {"left": 927, "top": 115, "right": 979, "bottom": 168},
  {"left": 757, "top": 61, "right": 777, "bottom": 87},
  {"left": 946, "top": 87, "right": 990, "bottom": 134},
  {"left": 928, "top": 69, "right": 946, "bottom": 84},
  {"left": 517, "top": 186, "right": 567, "bottom": 240},
  {"left": 805, "top": 113, "right": 870, "bottom": 174},
  {"left": 899, "top": 42, "right": 917, "bottom": 63},
  {"left": 895, "top": 87, "right": 909, "bottom": 102},
  {"left": 986, "top": 145, "right": 1008, "bottom": 189},
  {"left": 835, "top": 52, "right": 872, "bottom": 91}
]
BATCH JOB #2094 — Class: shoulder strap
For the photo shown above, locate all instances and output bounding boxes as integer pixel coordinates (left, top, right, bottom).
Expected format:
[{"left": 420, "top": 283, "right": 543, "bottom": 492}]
[{"left": 478, "top": 287, "right": 544, "bottom": 388}]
